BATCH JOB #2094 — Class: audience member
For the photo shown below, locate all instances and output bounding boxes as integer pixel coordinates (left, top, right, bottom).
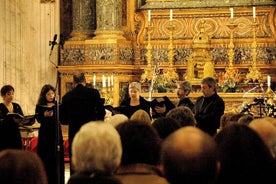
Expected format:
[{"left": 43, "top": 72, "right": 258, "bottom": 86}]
[
  {"left": 68, "top": 121, "right": 122, "bottom": 184},
  {"left": 60, "top": 73, "right": 106, "bottom": 175},
  {"left": 249, "top": 117, "right": 276, "bottom": 158},
  {"left": 107, "top": 114, "right": 128, "bottom": 127},
  {"left": 130, "top": 109, "right": 152, "bottom": 125},
  {"left": 219, "top": 112, "right": 236, "bottom": 130},
  {"left": 0, "top": 149, "right": 47, "bottom": 184},
  {"left": 161, "top": 126, "right": 220, "bottom": 184},
  {"left": 166, "top": 106, "right": 196, "bottom": 127},
  {"left": 237, "top": 114, "right": 254, "bottom": 125},
  {"left": 115, "top": 120, "right": 169, "bottom": 184},
  {"left": 214, "top": 123, "right": 275, "bottom": 184},
  {"left": 118, "top": 82, "right": 151, "bottom": 118},
  {"left": 151, "top": 96, "right": 175, "bottom": 119},
  {"left": 0, "top": 85, "right": 23, "bottom": 150},
  {"left": 152, "top": 117, "right": 181, "bottom": 140},
  {"left": 193, "top": 77, "right": 225, "bottom": 136},
  {"left": 35, "top": 84, "right": 64, "bottom": 184},
  {"left": 176, "top": 81, "right": 194, "bottom": 110}
]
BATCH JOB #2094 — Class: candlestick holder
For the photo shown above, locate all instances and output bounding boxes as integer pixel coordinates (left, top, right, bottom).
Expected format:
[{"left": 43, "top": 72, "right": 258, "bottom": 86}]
[
  {"left": 101, "top": 85, "right": 114, "bottom": 105},
  {"left": 141, "top": 22, "right": 154, "bottom": 83},
  {"left": 245, "top": 21, "right": 262, "bottom": 83},
  {"left": 226, "top": 21, "right": 237, "bottom": 68},
  {"left": 165, "top": 21, "right": 178, "bottom": 83}
]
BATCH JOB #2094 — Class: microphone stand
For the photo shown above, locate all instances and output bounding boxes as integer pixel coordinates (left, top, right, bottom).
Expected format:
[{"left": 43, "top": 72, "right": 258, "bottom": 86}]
[{"left": 49, "top": 34, "right": 63, "bottom": 184}]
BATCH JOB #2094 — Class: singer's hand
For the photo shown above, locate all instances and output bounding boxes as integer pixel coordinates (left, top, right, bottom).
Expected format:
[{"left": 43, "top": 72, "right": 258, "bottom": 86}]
[{"left": 44, "top": 110, "right": 53, "bottom": 117}]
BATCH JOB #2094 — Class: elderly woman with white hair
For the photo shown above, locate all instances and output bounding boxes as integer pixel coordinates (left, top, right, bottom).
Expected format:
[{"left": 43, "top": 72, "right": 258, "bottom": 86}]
[{"left": 67, "top": 121, "right": 122, "bottom": 184}]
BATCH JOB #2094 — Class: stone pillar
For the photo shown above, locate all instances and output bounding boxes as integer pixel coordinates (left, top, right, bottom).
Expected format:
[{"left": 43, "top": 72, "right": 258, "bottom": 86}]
[
  {"left": 94, "top": 0, "right": 124, "bottom": 39},
  {"left": 70, "top": 0, "right": 96, "bottom": 40}
]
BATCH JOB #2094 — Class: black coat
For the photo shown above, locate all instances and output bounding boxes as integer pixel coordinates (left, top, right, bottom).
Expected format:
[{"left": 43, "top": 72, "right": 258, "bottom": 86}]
[
  {"left": 193, "top": 93, "right": 225, "bottom": 136},
  {"left": 177, "top": 97, "right": 194, "bottom": 110},
  {"left": 60, "top": 84, "right": 106, "bottom": 174},
  {"left": 0, "top": 103, "right": 23, "bottom": 151}
]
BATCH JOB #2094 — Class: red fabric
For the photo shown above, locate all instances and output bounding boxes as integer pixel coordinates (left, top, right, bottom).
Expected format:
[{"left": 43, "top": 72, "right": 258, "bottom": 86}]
[
  {"left": 29, "top": 136, "right": 38, "bottom": 152},
  {"left": 63, "top": 139, "right": 70, "bottom": 162}
]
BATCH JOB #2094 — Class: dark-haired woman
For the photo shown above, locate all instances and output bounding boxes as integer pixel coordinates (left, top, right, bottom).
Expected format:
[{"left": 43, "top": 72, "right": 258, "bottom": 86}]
[{"left": 35, "top": 84, "right": 64, "bottom": 184}]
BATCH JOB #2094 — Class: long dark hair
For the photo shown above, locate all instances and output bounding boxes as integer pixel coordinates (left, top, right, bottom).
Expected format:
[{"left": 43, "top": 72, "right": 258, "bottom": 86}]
[{"left": 36, "top": 84, "right": 56, "bottom": 105}]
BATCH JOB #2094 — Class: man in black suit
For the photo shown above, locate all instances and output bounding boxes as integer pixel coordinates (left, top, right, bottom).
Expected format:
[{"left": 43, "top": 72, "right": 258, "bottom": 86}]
[{"left": 60, "top": 73, "right": 106, "bottom": 175}]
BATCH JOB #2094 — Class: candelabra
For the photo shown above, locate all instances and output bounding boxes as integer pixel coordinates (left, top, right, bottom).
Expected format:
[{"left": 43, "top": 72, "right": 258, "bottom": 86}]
[
  {"left": 93, "top": 75, "right": 114, "bottom": 105},
  {"left": 165, "top": 21, "right": 178, "bottom": 83},
  {"left": 141, "top": 22, "right": 154, "bottom": 84},
  {"left": 245, "top": 20, "right": 262, "bottom": 83},
  {"left": 101, "top": 86, "right": 114, "bottom": 105},
  {"left": 227, "top": 21, "right": 237, "bottom": 69}
]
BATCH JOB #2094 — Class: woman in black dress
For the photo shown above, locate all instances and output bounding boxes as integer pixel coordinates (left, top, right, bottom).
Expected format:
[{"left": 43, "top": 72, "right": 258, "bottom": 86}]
[
  {"left": 0, "top": 85, "right": 23, "bottom": 151},
  {"left": 35, "top": 84, "right": 64, "bottom": 184},
  {"left": 119, "top": 82, "right": 151, "bottom": 118}
]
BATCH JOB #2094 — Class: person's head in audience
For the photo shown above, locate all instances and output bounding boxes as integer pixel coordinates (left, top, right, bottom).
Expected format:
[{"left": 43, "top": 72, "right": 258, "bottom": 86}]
[
  {"left": 71, "top": 121, "right": 122, "bottom": 175},
  {"left": 166, "top": 106, "right": 196, "bottom": 127},
  {"left": 219, "top": 112, "right": 235, "bottom": 129},
  {"left": 214, "top": 123, "right": 274, "bottom": 184},
  {"left": 152, "top": 117, "right": 182, "bottom": 139},
  {"left": 116, "top": 120, "right": 161, "bottom": 166},
  {"left": 249, "top": 117, "right": 276, "bottom": 158},
  {"left": 161, "top": 126, "right": 220, "bottom": 184},
  {"left": 0, "top": 149, "right": 47, "bottom": 184},
  {"left": 107, "top": 114, "right": 128, "bottom": 127},
  {"left": 130, "top": 109, "right": 152, "bottom": 125},
  {"left": 237, "top": 114, "right": 254, "bottom": 125}
]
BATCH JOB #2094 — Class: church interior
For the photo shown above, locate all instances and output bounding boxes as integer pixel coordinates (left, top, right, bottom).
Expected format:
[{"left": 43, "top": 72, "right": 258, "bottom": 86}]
[{"left": 1, "top": 1, "right": 276, "bottom": 183}]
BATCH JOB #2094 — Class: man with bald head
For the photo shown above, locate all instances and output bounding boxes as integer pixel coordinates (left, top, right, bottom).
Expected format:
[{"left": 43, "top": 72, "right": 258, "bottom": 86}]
[
  {"left": 161, "top": 126, "right": 220, "bottom": 184},
  {"left": 249, "top": 117, "right": 276, "bottom": 158}
]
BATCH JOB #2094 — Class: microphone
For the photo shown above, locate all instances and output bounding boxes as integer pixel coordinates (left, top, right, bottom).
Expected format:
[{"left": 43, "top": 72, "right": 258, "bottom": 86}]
[{"left": 50, "top": 34, "right": 58, "bottom": 51}]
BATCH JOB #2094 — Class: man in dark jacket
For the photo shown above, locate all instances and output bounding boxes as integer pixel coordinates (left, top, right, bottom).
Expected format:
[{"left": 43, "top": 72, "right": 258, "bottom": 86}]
[
  {"left": 60, "top": 73, "right": 106, "bottom": 175},
  {"left": 193, "top": 77, "right": 225, "bottom": 136}
]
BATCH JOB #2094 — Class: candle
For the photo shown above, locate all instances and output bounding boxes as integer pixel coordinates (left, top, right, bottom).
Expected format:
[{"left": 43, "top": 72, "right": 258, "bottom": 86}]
[
  {"left": 170, "top": 9, "right": 173, "bottom": 21},
  {"left": 108, "top": 76, "right": 111, "bottom": 87},
  {"left": 230, "top": 8, "right": 234, "bottom": 19},
  {"left": 93, "top": 74, "right": 96, "bottom": 86},
  {"left": 148, "top": 10, "right": 151, "bottom": 22},
  {"left": 267, "top": 75, "right": 271, "bottom": 87},
  {"left": 102, "top": 75, "right": 106, "bottom": 88},
  {"left": 253, "top": 6, "right": 256, "bottom": 19}
]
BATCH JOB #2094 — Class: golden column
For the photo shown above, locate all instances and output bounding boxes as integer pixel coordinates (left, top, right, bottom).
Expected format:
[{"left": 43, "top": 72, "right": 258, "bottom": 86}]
[
  {"left": 94, "top": 0, "right": 124, "bottom": 39},
  {"left": 70, "top": 0, "right": 96, "bottom": 40}
]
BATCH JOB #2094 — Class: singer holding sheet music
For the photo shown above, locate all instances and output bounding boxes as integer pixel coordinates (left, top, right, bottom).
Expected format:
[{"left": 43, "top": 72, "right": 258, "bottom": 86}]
[
  {"left": 0, "top": 85, "right": 23, "bottom": 151},
  {"left": 35, "top": 84, "right": 64, "bottom": 184},
  {"left": 119, "top": 82, "right": 151, "bottom": 118}
]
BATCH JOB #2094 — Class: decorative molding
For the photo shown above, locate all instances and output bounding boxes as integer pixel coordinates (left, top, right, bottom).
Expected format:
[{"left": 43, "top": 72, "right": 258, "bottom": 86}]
[{"left": 41, "top": 0, "right": 55, "bottom": 3}]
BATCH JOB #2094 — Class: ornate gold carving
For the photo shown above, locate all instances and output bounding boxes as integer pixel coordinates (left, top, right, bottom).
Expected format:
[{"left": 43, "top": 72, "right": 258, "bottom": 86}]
[
  {"left": 245, "top": 22, "right": 262, "bottom": 83},
  {"left": 185, "top": 19, "right": 214, "bottom": 84},
  {"left": 41, "top": 0, "right": 54, "bottom": 3}
]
